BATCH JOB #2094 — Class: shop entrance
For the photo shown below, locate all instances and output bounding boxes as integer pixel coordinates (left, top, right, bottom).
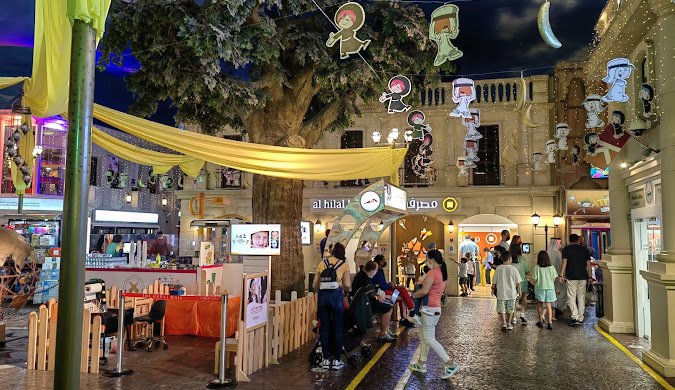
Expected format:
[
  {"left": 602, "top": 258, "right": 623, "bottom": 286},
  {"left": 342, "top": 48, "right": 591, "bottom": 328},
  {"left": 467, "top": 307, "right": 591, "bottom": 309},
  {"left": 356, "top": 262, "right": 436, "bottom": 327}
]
[
  {"left": 394, "top": 215, "right": 445, "bottom": 288},
  {"left": 633, "top": 217, "right": 660, "bottom": 340}
]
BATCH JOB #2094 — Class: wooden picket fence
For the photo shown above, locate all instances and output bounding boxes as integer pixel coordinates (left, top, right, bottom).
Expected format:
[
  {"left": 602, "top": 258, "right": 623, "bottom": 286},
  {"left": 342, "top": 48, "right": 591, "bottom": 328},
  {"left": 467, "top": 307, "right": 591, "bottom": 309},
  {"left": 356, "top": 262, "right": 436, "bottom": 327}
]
[
  {"left": 27, "top": 300, "right": 103, "bottom": 374},
  {"left": 268, "top": 291, "right": 317, "bottom": 362}
]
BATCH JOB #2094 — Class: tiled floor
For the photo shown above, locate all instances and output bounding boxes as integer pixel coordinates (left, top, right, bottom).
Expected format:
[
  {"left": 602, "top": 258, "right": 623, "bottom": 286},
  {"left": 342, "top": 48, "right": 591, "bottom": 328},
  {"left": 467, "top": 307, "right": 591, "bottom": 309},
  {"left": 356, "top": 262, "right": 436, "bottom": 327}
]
[{"left": 0, "top": 298, "right": 670, "bottom": 389}]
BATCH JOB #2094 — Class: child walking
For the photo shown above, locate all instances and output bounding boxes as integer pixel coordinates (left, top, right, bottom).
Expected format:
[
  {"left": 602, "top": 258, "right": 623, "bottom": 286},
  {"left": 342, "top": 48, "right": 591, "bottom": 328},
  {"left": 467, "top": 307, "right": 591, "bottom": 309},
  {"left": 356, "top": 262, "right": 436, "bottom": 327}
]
[
  {"left": 409, "top": 266, "right": 430, "bottom": 326},
  {"left": 491, "top": 251, "right": 522, "bottom": 330},
  {"left": 458, "top": 257, "right": 469, "bottom": 297},
  {"left": 532, "top": 251, "right": 559, "bottom": 330}
]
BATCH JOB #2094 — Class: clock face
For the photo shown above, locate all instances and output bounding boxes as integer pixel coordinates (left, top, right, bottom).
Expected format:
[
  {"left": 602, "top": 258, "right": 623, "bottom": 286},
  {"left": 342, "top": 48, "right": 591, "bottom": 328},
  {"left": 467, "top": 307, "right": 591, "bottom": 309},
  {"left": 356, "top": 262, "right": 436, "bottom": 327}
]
[{"left": 360, "top": 191, "right": 381, "bottom": 212}]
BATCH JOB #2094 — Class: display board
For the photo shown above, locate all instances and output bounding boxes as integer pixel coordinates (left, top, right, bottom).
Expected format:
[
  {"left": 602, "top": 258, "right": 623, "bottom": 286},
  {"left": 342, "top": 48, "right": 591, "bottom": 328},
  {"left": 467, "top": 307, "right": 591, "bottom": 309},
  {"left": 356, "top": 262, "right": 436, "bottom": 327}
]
[
  {"left": 243, "top": 272, "right": 269, "bottom": 329},
  {"left": 231, "top": 224, "right": 281, "bottom": 255},
  {"left": 301, "top": 221, "right": 311, "bottom": 245}
]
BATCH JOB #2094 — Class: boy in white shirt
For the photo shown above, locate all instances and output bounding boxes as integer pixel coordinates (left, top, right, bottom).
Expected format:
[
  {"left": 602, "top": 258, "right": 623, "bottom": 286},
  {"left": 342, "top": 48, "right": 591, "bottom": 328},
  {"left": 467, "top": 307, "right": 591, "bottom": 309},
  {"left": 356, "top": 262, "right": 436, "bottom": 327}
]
[{"left": 491, "top": 251, "right": 522, "bottom": 330}]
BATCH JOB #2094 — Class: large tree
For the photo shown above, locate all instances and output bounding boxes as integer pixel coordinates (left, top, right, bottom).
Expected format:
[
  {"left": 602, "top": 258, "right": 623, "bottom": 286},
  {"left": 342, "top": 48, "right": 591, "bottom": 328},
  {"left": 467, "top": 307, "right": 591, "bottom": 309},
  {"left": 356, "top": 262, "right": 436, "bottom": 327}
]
[{"left": 100, "top": 0, "right": 452, "bottom": 298}]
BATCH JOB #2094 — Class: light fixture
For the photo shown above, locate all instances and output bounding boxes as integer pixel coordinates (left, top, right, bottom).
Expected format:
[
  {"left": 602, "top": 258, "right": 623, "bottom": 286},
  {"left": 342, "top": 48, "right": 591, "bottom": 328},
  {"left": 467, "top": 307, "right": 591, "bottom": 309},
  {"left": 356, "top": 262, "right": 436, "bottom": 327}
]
[
  {"left": 32, "top": 145, "right": 43, "bottom": 157},
  {"left": 390, "top": 128, "right": 399, "bottom": 140},
  {"left": 448, "top": 221, "right": 454, "bottom": 233},
  {"left": 314, "top": 219, "right": 322, "bottom": 233},
  {"left": 386, "top": 133, "right": 395, "bottom": 144},
  {"left": 619, "top": 161, "right": 628, "bottom": 169},
  {"left": 403, "top": 130, "right": 413, "bottom": 142},
  {"left": 531, "top": 212, "right": 541, "bottom": 227},
  {"left": 378, "top": 220, "right": 384, "bottom": 231},
  {"left": 161, "top": 196, "right": 168, "bottom": 207},
  {"left": 553, "top": 213, "right": 562, "bottom": 227},
  {"left": 125, "top": 193, "right": 132, "bottom": 204},
  {"left": 372, "top": 131, "right": 381, "bottom": 143}
]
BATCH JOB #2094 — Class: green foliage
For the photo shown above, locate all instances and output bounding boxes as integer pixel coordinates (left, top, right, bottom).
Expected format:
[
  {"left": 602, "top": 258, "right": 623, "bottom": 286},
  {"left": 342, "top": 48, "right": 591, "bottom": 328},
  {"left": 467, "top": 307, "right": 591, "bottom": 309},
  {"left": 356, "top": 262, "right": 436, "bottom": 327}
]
[{"left": 100, "top": 0, "right": 454, "bottom": 138}]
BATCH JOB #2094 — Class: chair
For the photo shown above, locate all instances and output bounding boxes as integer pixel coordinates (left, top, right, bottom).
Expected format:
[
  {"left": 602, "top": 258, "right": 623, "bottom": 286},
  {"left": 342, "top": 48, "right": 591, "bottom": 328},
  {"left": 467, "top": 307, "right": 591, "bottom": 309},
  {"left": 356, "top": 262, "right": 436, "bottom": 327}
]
[
  {"left": 133, "top": 300, "right": 168, "bottom": 352},
  {"left": 103, "top": 307, "right": 135, "bottom": 360}
]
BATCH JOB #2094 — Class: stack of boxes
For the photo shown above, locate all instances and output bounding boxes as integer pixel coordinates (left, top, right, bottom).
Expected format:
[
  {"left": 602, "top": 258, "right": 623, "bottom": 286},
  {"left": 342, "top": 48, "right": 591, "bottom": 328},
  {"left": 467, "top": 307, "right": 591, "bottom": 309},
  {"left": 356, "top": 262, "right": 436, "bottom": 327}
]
[{"left": 33, "top": 248, "right": 61, "bottom": 304}]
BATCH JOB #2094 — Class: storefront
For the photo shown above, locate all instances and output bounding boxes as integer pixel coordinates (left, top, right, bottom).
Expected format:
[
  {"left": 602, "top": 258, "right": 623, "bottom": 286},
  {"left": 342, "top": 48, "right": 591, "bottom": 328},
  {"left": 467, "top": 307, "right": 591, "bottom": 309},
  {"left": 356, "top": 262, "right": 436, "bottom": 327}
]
[{"left": 565, "top": 189, "right": 611, "bottom": 259}]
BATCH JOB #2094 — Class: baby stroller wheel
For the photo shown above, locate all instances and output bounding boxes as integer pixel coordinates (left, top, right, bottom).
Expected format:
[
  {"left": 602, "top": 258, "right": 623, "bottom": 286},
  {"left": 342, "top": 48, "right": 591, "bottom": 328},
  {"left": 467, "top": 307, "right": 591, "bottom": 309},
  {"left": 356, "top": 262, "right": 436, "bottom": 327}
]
[
  {"left": 347, "top": 355, "right": 360, "bottom": 368},
  {"left": 361, "top": 345, "right": 373, "bottom": 358},
  {"left": 309, "top": 351, "right": 323, "bottom": 366}
]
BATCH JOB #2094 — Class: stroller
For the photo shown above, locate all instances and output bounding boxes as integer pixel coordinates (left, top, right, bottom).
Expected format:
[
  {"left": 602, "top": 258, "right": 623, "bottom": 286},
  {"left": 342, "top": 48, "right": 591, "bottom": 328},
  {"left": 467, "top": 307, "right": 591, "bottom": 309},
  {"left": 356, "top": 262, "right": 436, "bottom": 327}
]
[{"left": 308, "top": 285, "right": 375, "bottom": 368}]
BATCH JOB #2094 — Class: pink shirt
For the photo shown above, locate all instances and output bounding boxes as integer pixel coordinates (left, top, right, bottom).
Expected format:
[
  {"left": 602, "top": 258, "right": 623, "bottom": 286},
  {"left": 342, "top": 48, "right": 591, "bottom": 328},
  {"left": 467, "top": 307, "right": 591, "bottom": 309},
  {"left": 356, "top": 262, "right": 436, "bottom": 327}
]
[{"left": 426, "top": 268, "right": 446, "bottom": 308}]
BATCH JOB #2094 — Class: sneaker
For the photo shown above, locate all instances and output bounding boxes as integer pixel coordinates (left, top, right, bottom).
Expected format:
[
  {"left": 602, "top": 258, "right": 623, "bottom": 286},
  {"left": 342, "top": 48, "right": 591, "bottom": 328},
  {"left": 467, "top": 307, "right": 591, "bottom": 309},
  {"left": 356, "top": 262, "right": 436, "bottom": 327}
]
[
  {"left": 377, "top": 333, "right": 396, "bottom": 343},
  {"left": 331, "top": 359, "right": 345, "bottom": 370},
  {"left": 520, "top": 315, "right": 527, "bottom": 324},
  {"left": 536, "top": 321, "right": 544, "bottom": 329},
  {"left": 547, "top": 323, "right": 553, "bottom": 330},
  {"left": 399, "top": 318, "right": 415, "bottom": 328},
  {"left": 568, "top": 319, "right": 580, "bottom": 326},
  {"left": 511, "top": 316, "right": 517, "bottom": 324},
  {"left": 409, "top": 362, "right": 428, "bottom": 374},
  {"left": 441, "top": 364, "right": 460, "bottom": 380},
  {"left": 321, "top": 359, "right": 331, "bottom": 369},
  {"left": 411, "top": 315, "right": 422, "bottom": 327},
  {"left": 501, "top": 323, "right": 507, "bottom": 331},
  {"left": 506, "top": 324, "right": 514, "bottom": 330}
]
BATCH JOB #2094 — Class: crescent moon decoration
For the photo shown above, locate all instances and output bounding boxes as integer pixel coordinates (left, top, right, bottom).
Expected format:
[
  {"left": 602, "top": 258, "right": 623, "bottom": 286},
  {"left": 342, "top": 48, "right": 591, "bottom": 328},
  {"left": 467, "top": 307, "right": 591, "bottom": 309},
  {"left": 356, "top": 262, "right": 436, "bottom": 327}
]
[
  {"left": 515, "top": 76, "right": 527, "bottom": 112},
  {"left": 523, "top": 104, "right": 542, "bottom": 128},
  {"left": 538, "top": 1, "right": 562, "bottom": 49}
]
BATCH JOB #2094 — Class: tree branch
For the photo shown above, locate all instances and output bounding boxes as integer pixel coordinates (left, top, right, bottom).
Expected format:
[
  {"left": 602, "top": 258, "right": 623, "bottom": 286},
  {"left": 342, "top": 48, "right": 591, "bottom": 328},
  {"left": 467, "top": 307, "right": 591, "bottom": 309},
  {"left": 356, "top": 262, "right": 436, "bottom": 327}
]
[{"left": 300, "top": 95, "right": 352, "bottom": 147}]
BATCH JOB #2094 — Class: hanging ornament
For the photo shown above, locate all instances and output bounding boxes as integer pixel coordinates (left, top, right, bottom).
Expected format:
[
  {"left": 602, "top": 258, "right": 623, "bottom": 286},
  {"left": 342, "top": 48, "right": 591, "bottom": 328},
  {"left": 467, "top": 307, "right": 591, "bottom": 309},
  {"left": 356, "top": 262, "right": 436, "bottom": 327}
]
[
  {"left": 515, "top": 76, "right": 527, "bottom": 112},
  {"left": 450, "top": 78, "right": 476, "bottom": 118},
  {"left": 464, "top": 136, "right": 479, "bottom": 163},
  {"left": 411, "top": 134, "right": 434, "bottom": 178},
  {"left": 583, "top": 133, "right": 600, "bottom": 156},
  {"left": 545, "top": 140, "right": 557, "bottom": 164},
  {"left": 602, "top": 58, "right": 634, "bottom": 102},
  {"left": 379, "top": 75, "right": 412, "bottom": 113},
  {"left": 407, "top": 110, "right": 432, "bottom": 140},
  {"left": 160, "top": 175, "right": 175, "bottom": 191},
  {"left": 639, "top": 83, "right": 656, "bottom": 118},
  {"left": 12, "top": 130, "right": 21, "bottom": 142},
  {"left": 12, "top": 155, "right": 24, "bottom": 166},
  {"left": 5, "top": 145, "right": 17, "bottom": 157},
  {"left": 522, "top": 104, "right": 541, "bottom": 128},
  {"left": 5, "top": 138, "right": 15, "bottom": 148},
  {"left": 606, "top": 110, "right": 626, "bottom": 139},
  {"left": 583, "top": 94, "right": 606, "bottom": 129},
  {"left": 326, "top": 2, "right": 370, "bottom": 60},
  {"left": 457, "top": 156, "right": 469, "bottom": 177},
  {"left": 554, "top": 123, "right": 571, "bottom": 150},
  {"left": 571, "top": 144, "right": 581, "bottom": 165},
  {"left": 462, "top": 108, "right": 482, "bottom": 141},
  {"left": 429, "top": 4, "right": 463, "bottom": 66},
  {"left": 532, "top": 152, "right": 544, "bottom": 171},
  {"left": 537, "top": 1, "right": 562, "bottom": 49},
  {"left": 20, "top": 123, "right": 30, "bottom": 134},
  {"left": 22, "top": 175, "right": 32, "bottom": 185},
  {"left": 19, "top": 162, "right": 30, "bottom": 175}
]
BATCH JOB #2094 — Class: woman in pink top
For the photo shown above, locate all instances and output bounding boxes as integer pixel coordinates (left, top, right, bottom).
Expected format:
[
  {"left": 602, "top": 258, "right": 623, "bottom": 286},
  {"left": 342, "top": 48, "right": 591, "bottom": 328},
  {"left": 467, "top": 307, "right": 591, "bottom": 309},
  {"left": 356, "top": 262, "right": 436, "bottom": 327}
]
[{"left": 410, "top": 250, "right": 460, "bottom": 380}]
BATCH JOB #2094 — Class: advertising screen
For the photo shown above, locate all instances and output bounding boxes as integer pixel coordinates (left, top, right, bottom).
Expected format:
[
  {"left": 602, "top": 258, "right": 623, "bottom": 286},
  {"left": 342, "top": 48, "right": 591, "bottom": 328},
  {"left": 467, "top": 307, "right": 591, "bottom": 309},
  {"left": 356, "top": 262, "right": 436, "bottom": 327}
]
[
  {"left": 231, "top": 224, "right": 281, "bottom": 256},
  {"left": 301, "top": 221, "right": 311, "bottom": 245}
]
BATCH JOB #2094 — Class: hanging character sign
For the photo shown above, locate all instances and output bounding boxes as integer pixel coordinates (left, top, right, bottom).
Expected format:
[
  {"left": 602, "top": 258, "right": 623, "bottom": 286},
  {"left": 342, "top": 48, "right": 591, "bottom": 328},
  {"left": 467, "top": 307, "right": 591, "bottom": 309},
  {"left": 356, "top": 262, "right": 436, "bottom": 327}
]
[
  {"left": 583, "top": 94, "right": 605, "bottom": 129},
  {"left": 571, "top": 144, "right": 581, "bottom": 166},
  {"left": 457, "top": 156, "right": 469, "bottom": 177},
  {"left": 545, "top": 139, "right": 557, "bottom": 164},
  {"left": 607, "top": 110, "right": 626, "bottom": 139},
  {"left": 450, "top": 78, "right": 475, "bottom": 118},
  {"left": 462, "top": 108, "right": 482, "bottom": 141},
  {"left": 532, "top": 152, "right": 544, "bottom": 171},
  {"left": 379, "top": 75, "right": 412, "bottom": 113},
  {"left": 602, "top": 58, "right": 634, "bottom": 103},
  {"left": 407, "top": 110, "right": 431, "bottom": 140},
  {"left": 464, "top": 136, "right": 479, "bottom": 164},
  {"left": 583, "top": 133, "right": 600, "bottom": 157},
  {"left": 429, "top": 4, "right": 463, "bottom": 66},
  {"left": 639, "top": 83, "right": 656, "bottom": 118},
  {"left": 412, "top": 133, "right": 434, "bottom": 178},
  {"left": 326, "top": 2, "right": 371, "bottom": 59},
  {"left": 554, "top": 123, "right": 570, "bottom": 150}
]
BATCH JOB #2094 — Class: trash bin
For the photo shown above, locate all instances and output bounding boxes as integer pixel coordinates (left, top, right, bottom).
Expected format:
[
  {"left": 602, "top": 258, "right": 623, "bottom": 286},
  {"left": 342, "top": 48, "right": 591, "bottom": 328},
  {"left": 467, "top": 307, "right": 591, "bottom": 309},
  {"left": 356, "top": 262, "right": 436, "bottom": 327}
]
[{"left": 595, "top": 283, "right": 604, "bottom": 318}]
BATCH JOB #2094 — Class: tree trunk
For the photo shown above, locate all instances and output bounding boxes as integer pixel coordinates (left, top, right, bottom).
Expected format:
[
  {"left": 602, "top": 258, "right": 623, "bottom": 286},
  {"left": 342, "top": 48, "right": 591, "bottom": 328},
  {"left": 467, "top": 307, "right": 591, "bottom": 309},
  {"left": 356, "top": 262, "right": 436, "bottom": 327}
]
[{"left": 252, "top": 173, "right": 305, "bottom": 300}]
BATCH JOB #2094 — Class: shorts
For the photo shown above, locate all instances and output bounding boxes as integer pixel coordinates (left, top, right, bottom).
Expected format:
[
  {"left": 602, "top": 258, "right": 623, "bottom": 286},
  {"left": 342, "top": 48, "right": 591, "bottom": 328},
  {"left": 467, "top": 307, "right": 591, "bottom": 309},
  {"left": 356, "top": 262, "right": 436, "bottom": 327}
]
[
  {"left": 459, "top": 277, "right": 468, "bottom": 285},
  {"left": 370, "top": 298, "right": 393, "bottom": 314},
  {"left": 535, "top": 288, "right": 557, "bottom": 303},
  {"left": 496, "top": 299, "right": 515, "bottom": 314}
]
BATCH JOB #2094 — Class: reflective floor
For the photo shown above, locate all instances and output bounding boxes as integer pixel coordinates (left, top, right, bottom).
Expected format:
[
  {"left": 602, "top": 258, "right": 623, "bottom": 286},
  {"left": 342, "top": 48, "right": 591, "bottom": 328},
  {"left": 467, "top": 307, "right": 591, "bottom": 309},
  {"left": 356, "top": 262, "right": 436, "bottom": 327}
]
[{"left": 0, "top": 297, "right": 669, "bottom": 389}]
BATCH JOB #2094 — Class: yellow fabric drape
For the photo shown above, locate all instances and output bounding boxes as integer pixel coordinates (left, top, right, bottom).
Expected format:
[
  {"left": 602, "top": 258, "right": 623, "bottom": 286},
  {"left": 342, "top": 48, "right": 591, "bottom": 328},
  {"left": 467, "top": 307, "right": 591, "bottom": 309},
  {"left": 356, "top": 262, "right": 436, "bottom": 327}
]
[
  {"left": 93, "top": 104, "right": 406, "bottom": 184},
  {"left": 9, "top": 115, "right": 36, "bottom": 195},
  {"left": 92, "top": 127, "right": 205, "bottom": 177},
  {"left": 67, "top": 0, "right": 111, "bottom": 40},
  {"left": 0, "top": 77, "right": 28, "bottom": 90}
]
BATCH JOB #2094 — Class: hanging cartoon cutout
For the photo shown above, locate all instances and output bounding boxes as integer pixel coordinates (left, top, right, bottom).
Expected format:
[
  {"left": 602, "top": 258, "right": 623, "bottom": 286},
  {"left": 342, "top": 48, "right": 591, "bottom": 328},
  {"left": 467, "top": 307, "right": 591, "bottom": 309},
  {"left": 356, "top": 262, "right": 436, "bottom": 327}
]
[
  {"left": 532, "top": 152, "right": 544, "bottom": 171},
  {"left": 545, "top": 139, "right": 557, "bottom": 164},
  {"left": 457, "top": 156, "right": 469, "bottom": 177},
  {"left": 639, "top": 83, "right": 656, "bottom": 118},
  {"left": 450, "top": 78, "right": 476, "bottom": 118},
  {"left": 326, "top": 2, "right": 371, "bottom": 59},
  {"left": 379, "top": 75, "right": 412, "bottom": 113},
  {"left": 584, "top": 132, "right": 600, "bottom": 156},
  {"left": 554, "top": 123, "right": 570, "bottom": 150},
  {"left": 602, "top": 58, "right": 634, "bottom": 103},
  {"left": 429, "top": 4, "right": 463, "bottom": 66},
  {"left": 462, "top": 108, "right": 482, "bottom": 141},
  {"left": 464, "top": 136, "right": 479, "bottom": 163},
  {"left": 583, "top": 94, "right": 605, "bottom": 129},
  {"left": 412, "top": 133, "right": 434, "bottom": 178},
  {"left": 605, "top": 110, "right": 626, "bottom": 139},
  {"left": 571, "top": 144, "right": 581, "bottom": 165},
  {"left": 407, "top": 110, "right": 431, "bottom": 140}
]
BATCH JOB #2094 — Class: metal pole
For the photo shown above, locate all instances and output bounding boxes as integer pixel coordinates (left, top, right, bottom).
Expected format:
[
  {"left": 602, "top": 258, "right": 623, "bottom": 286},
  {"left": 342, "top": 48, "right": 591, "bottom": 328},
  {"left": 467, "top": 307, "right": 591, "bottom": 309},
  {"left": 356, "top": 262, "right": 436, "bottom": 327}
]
[
  {"left": 208, "top": 294, "right": 235, "bottom": 388},
  {"left": 53, "top": 20, "right": 96, "bottom": 390},
  {"left": 106, "top": 290, "right": 132, "bottom": 377}
]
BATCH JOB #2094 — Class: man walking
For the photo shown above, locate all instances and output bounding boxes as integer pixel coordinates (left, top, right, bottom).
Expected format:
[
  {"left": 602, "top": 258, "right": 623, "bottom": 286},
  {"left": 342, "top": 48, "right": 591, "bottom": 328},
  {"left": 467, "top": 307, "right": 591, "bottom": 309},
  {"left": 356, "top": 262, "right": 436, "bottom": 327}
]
[
  {"left": 560, "top": 234, "right": 592, "bottom": 326},
  {"left": 459, "top": 235, "right": 479, "bottom": 291}
]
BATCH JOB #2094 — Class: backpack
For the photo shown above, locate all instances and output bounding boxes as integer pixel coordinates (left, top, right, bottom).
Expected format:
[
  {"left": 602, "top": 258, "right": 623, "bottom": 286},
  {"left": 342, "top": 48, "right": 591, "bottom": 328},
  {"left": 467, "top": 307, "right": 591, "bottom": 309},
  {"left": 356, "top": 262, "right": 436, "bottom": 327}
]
[{"left": 319, "top": 258, "right": 345, "bottom": 290}]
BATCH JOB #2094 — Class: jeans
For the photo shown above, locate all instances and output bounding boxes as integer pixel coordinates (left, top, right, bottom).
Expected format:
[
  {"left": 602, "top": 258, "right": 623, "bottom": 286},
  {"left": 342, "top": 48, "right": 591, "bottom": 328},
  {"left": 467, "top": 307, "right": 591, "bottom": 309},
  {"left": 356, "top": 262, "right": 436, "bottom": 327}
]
[
  {"left": 318, "top": 289, "right": 344, "bottom": 359},
  {"left": 420, "top": 308, "right": 450, "bottom": 364},
  {"left": 485, "top": 268, "right": 492, "bottom": 284},
  {"left": 411, "top": 284, "right": 429, "bottom": 316},
  {"left": 566, "top": 279, "right": 587, "bottom": 321}
]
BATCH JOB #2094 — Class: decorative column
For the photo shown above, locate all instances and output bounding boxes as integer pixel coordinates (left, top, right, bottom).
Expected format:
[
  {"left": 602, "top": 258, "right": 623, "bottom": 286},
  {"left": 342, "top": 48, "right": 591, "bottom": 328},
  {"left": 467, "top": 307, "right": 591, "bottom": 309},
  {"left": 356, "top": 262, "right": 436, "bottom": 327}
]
[
  {"left": 598, "top": 157, "right": 635, "bottom": 333},
  {"left": 642, "top": 0, "right": 675, "bottom": 377}
]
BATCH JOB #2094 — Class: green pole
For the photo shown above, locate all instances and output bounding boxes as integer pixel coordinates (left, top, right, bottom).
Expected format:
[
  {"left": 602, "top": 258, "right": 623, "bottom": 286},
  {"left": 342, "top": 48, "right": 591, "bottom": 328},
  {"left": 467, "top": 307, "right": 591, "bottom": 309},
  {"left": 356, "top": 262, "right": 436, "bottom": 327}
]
[{"left": 53, "top": 20, "right": 96, "bottom": 389}]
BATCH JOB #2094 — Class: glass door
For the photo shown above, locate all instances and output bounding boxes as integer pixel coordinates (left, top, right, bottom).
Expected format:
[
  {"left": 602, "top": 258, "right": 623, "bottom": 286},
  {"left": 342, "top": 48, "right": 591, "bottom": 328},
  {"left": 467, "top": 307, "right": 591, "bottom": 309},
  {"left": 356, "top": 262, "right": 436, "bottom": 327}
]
[{"left": 633, "top": 217, "right": 660, "bottom": 340}]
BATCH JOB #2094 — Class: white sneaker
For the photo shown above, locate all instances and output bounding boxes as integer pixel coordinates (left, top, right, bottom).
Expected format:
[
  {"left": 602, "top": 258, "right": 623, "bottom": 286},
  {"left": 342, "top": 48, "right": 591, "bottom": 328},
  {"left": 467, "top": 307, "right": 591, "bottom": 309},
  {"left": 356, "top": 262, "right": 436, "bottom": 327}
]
[
  {"left": 321, "top": 359, "right": 331, "bottom": 369},
  {"left": 511, "top": 316, "right": 517, "bottom": 324},
  {"left": 441, "top": 364, "right": 460, "bottom": 380},
  {"left": 331, "top": 359, "right": 345, "bottom": 370},
  {"left": 409, "top": 362, "right": 428, "bottom": 373},
  {"left": 506, "top": 324, "right": 514, "bottom": 330}
]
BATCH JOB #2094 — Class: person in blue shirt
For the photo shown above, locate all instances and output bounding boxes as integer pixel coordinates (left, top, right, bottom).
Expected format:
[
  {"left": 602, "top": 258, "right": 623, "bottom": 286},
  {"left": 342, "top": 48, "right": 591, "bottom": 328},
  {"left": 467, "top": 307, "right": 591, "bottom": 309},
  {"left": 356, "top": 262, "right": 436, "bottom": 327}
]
[{"left": 370, "top": 255, "right": 416, "bottom": 327}]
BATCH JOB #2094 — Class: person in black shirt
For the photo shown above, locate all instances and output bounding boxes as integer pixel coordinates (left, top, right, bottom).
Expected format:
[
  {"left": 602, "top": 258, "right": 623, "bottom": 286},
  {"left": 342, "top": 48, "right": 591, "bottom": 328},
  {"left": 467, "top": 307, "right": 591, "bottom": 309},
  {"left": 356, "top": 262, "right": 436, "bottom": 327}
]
[
  {"left": 560, "top": 234, "right": 592, "bottom": 326},
  {"left": 352, "top": 261, "right": 395, "bottom": 342}
]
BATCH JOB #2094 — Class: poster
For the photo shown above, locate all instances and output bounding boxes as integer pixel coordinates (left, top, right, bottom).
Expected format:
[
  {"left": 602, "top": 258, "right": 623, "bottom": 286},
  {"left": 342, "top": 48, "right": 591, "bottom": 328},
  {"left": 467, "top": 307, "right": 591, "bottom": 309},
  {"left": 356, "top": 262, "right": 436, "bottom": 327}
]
[
  {"left": 301, "top": 221, "right": 311, "bottom": 245},
  {"left": 244, "top": 273, "right": 269, "bottom": 329},
  {"left": 231, "top": 224, "right": 281, "bottom": 256},
  {"left": 199, "top": 241, "right": 215, "bottom": 266}
]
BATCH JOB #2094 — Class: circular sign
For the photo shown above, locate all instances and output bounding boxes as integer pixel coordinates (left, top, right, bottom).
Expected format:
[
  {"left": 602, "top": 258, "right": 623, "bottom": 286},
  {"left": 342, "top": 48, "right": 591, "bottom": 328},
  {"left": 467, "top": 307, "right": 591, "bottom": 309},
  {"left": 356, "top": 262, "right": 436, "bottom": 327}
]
[
  {"left": 485, "top": 233, "right": 498, "bottom": 245},
  {"left": 360, "top": 191, "right": 381, "bottom": 212},
  {"left": 442, "top": 197, "right": 458, "bottom": 212}
]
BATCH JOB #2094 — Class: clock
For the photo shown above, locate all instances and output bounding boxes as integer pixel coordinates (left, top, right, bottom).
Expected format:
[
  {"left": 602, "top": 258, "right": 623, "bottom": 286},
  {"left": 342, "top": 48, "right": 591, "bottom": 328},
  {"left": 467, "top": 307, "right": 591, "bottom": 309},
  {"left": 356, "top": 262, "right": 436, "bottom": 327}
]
[{"left": 360, "top": 191, "right": 381, "bottom": 212}]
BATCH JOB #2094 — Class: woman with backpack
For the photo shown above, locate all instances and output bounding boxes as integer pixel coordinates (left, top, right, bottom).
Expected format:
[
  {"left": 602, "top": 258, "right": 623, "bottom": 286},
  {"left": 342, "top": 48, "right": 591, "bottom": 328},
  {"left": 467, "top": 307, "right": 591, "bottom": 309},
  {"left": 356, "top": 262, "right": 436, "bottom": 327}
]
[{"left": 312, "top": 242, "right": 351, "bottom": 370}]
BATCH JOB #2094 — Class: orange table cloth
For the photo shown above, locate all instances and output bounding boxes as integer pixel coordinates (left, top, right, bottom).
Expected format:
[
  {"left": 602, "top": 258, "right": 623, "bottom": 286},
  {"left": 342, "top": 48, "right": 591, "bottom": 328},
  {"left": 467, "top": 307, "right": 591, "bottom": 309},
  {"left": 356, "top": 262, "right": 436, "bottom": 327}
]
[{"left": 164, "top": 296, "right": 240, "bottom": 338}]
